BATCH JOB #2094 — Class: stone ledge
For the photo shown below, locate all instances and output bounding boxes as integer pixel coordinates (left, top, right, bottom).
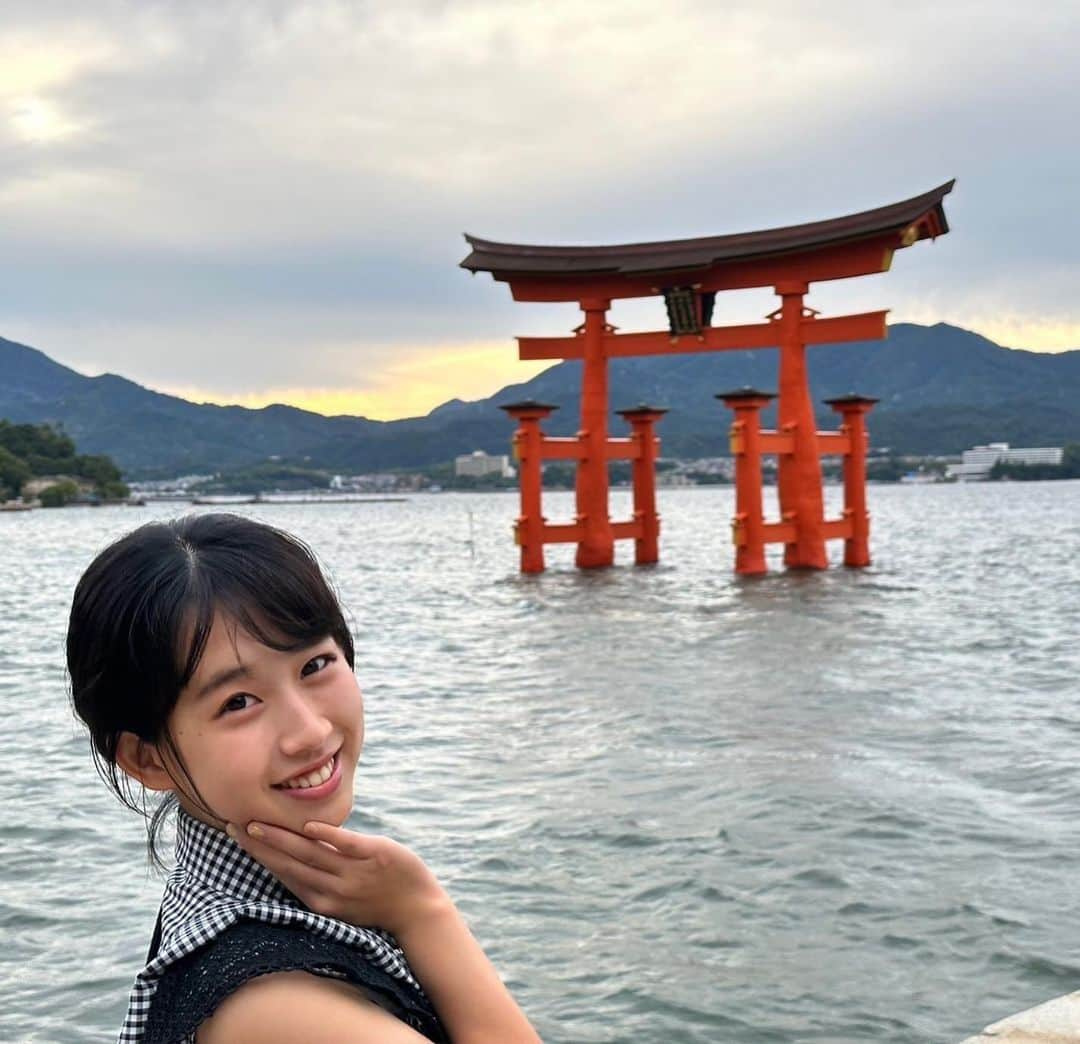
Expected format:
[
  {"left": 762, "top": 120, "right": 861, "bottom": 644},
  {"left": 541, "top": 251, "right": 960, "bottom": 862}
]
[{"left": 962, "top": 991, "right": 1080, "bottom": 1042}]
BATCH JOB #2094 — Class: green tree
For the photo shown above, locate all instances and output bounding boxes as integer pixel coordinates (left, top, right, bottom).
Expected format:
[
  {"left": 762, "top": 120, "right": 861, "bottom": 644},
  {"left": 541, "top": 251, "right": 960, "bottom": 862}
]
[
  {"left": 0, "top": 420, "right": 75, "bottom": 463},
  {"left": 867, "top": 457, "right": 905, "bottom": 482},
  {"left": 99, "top": 480, "right": 131, "bottom": 501},
  {"left": 72, "top": 453, "right": 124, "bottom": 487},
  {"left": 0, "top": 445, "right": 31, "bottom": 499},
  {"left": 191, "top": 462, "right": 331, "bottom": 494},
  {"left": 1062, "top": 443, "right": 1080, "bottom": 478},
  {"left": 39, "top": 480, "right": 80, "bottom": 508},
  {"left": 0, "top": 419, "right": 128, "bottom": 497}
]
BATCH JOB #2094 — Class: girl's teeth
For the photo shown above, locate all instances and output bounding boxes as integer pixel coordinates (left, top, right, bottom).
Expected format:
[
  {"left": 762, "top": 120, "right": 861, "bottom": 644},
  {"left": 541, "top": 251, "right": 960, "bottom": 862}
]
[{"left": 281, "top": 755, "right": 334, "bottom": 790}]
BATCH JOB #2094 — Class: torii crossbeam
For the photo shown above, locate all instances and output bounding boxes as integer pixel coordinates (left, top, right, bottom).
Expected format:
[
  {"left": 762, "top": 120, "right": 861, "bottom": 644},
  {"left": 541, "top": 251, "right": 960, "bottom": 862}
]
[{"left": 461, "top": 181, "right": 954, "bottom": 573}]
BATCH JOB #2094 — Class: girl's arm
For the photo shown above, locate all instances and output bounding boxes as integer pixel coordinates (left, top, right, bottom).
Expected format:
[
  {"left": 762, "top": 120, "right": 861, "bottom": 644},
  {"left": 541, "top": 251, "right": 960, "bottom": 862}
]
[
  {"left": 392, "top": 888, "right": 540, "bottom": 1044},
  {"left": 230, "top": 820, "right": 542, "bottom": 1044}
]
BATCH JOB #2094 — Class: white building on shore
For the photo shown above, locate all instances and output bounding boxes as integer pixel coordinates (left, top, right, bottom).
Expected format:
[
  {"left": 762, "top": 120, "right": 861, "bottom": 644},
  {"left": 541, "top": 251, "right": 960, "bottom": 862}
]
[
  {"left": 454, "top": 450, "right": 515, "bottom": 479},
  {"left": 946, "top": 442, "right": 1063, "bottom": 481}
]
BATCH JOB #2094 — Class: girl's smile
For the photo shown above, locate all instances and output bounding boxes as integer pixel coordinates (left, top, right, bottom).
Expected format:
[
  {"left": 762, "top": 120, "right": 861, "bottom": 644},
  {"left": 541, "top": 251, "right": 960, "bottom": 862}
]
[{"left": 273, "top": 748, "right": 344, "bottom": 800}]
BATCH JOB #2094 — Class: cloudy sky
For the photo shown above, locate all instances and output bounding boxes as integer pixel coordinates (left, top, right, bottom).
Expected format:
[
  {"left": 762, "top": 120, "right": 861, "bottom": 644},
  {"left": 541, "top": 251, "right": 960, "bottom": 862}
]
[{"left": 2, "top": 1, "right": 1077, "bottom": 419}]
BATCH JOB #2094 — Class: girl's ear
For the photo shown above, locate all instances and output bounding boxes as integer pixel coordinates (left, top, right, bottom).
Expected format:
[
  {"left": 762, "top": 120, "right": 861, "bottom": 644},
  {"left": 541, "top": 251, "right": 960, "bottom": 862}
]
[{"left": 115, "top": 732, "right": 175, "bottom": 793}]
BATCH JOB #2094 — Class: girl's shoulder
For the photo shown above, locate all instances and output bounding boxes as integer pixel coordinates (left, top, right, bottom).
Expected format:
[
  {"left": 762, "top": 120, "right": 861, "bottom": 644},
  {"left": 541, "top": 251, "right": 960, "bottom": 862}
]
[
  {"left": 197, "top": 970, "right": 431, "bottom": 1043},
  {"left": 143, "top": 920, "right": 447, "bottom": 1044}
]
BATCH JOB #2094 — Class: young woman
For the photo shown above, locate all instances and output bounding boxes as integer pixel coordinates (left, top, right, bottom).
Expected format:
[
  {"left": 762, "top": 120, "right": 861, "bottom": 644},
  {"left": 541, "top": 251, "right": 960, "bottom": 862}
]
[{"left": 67, "top": 513, "right": 542, "bottom": 1043}]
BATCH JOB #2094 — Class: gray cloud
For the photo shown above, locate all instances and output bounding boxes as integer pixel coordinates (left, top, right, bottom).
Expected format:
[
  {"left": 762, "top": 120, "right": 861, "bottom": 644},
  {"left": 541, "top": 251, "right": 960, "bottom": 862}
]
[{"left": 1, "top": 0, "right": 1077, "bottom": 410}]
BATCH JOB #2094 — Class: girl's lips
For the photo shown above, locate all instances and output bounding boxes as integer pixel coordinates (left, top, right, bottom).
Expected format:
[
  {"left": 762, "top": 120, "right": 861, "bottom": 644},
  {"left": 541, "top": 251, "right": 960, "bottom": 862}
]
[{"left": 274, "top": 751, "right": 343, "bottom": 801}]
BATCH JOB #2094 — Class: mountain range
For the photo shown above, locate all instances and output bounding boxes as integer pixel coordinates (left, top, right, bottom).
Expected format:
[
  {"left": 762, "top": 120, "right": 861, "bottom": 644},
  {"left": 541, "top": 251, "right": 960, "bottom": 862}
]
[{"left": 2, "top": 323, "right": 1078, "bottom": 477}]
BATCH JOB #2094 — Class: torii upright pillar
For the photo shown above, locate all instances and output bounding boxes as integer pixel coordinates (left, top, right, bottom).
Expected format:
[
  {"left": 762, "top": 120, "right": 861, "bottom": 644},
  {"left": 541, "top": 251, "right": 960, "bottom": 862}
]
[
  {"left": 717, "top": 387, "right": 774, "bottom": 576},
  {"left": 576, "top": 300, "right": 615, "bottom": 568},
  {"left": 617, "top": 404, "right": 667, "bottom": 565},
  {"left": 775, "top": 283, "right": 828, "bottom": 569},
  {"left": 499, "top": 399, "right": 559, "bottom": 574},
  {"left": 826, "top": 394, "right": 879, "bottom": 568}
]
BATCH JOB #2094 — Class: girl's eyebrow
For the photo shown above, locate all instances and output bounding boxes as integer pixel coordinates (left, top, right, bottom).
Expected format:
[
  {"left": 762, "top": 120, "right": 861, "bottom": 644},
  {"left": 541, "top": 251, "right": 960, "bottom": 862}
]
[{"left": 193, "top": 664, "right": 252, "bottom": 701}]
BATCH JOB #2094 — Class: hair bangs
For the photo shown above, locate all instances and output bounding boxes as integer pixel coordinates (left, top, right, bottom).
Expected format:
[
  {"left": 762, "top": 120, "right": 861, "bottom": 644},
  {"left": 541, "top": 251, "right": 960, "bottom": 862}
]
[{"left": 174, "top": 527, "right": 354, "bottom": 691}]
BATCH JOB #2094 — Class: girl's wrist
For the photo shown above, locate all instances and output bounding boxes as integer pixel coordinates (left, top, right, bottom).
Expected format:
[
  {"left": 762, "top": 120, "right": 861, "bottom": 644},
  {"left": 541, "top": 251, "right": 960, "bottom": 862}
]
[{"left": 392, "top": 884, "right": 456, "bottom": 942}]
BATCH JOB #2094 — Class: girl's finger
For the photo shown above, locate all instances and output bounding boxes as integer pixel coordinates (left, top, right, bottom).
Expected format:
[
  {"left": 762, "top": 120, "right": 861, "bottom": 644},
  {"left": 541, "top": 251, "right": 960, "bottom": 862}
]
[
  {"left": 302, "top": 820, "right": 381, "bottom": 859},
  {"left": 234, "top": 821, "right": 343, "bottom": 876}
]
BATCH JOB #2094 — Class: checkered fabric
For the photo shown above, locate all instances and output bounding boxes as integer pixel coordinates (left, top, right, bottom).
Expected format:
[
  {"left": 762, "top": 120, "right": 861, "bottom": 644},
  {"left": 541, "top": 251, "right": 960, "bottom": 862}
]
[{"left": 118, "top": 808, "right": 423, "bottom": 1042}]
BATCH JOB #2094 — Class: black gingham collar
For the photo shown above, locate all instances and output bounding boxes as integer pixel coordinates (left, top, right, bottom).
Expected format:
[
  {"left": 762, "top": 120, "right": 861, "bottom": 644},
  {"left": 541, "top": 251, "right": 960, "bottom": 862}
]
[{"left": 173, "top": 809, "right": 292, "bottom": 905}]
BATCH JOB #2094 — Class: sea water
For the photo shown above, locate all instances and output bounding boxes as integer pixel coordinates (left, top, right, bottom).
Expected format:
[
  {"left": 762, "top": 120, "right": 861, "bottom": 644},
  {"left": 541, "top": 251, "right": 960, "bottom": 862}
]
[{"left": 1, "top": 483, "right": 1079, "bottom": 1043}]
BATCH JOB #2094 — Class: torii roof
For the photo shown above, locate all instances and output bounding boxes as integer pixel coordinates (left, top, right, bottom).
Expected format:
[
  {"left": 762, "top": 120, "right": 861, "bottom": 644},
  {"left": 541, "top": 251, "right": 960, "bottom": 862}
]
[{"left": 461, "top": 181, "right": 953, "bottom": 279}]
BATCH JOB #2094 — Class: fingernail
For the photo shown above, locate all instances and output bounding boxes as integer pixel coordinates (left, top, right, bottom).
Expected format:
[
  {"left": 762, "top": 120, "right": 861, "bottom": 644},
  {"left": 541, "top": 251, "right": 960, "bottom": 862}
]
[
  {"left": 225, "top": 823, "right": 237, "bottom": 840},
  {"left": 247, "top": 823, "right": 265, "bottom": 839}
]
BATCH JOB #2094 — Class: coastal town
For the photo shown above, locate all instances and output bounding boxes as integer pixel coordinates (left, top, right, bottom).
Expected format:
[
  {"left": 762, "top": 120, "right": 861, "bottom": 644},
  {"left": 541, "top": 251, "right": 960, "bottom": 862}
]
[{"left": 2, "top": 436, "right": 1076, "bottom": 513}]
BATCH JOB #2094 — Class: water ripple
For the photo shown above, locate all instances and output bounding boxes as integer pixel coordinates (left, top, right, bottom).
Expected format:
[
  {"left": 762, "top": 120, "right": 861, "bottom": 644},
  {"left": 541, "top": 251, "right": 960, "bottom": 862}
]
[{"left": 2, "top": 484, "right": 1080, "bottom": 1042}]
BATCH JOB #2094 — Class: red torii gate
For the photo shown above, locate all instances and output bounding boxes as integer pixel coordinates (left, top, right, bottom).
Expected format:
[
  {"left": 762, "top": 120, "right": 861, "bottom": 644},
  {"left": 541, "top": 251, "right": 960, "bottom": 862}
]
[{"left": 461, "top": 181, "right": 953, "bottom": 574}]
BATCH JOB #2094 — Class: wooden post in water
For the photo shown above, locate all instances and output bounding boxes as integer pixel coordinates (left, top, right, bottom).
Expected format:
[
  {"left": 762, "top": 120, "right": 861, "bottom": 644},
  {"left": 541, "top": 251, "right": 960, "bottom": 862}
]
[
  {"left": 499, "top": 400, "right": 558, "bottom": 574},
  {"left": 718, "top": 388, "right": 775, "bottom": 576},
  {"left": 825, "top": 394, "right": 878, "bottom": 568},
  {"left": 616, "top": 404, "right": 667, "bottom": 565}
]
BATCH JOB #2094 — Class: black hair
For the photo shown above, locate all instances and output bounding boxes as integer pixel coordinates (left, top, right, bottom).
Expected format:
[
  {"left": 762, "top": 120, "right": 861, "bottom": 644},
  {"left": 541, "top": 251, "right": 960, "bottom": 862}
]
[{"left": 66, "top": 513, "right": 355, "bottom": 868}]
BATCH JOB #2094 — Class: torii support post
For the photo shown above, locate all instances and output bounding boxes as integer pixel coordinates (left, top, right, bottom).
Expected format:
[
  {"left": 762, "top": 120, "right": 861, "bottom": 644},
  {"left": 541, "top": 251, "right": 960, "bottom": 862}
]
[
  {"left": 576, "top": 299, "right": 615, "bottom": 569},
  {"left": 825, "top": 394, "right": 879, "bottom": 567},
  {"left": 774, "top": 283, "right": 827, "bottom": 570},
  {"left": 717, "top": 388, "right": 775, "bottom": 576},
  {"left": 616, "top": 404, "right": 668, "bottom": 565},
  {"left": 499, "top": 399, "right": 558, "bottom": 574}
]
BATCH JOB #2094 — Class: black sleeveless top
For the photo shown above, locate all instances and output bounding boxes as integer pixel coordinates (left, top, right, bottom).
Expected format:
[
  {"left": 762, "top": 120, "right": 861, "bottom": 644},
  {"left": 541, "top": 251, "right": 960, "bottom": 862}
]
[{"left": 142, "top": 919, "right": 447, "bottom": 1043}]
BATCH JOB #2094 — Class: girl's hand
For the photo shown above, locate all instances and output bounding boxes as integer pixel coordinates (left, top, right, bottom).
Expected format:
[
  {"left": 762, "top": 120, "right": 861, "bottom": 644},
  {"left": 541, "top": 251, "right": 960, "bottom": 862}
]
[
  {"left": 229, "top": 820, "right": 544, "bottom": 1043},
  {"left": 226, "top": 819, "right": 449, "bottom": 937}
]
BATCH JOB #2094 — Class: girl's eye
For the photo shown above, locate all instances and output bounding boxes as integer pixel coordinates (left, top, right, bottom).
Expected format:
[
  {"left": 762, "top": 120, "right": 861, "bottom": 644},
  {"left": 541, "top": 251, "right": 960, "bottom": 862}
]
[
  {"left": 219, "top": 693, "right": 256, "bottom": 716},
  {"left": 302, "top": 652, "right": 336, "bottom": 678}
]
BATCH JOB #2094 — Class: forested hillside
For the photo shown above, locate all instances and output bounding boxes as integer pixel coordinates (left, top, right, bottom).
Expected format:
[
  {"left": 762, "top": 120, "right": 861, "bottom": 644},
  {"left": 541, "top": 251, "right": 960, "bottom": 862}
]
[{"left": 2, "top": 323, "right": 1078, "bottom": 476}]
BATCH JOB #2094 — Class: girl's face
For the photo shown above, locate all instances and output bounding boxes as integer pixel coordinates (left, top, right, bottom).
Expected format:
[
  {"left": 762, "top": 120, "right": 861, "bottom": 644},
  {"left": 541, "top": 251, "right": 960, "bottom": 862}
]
[{"left": 163, "top": 613, "right": 363, "bottom": 835}]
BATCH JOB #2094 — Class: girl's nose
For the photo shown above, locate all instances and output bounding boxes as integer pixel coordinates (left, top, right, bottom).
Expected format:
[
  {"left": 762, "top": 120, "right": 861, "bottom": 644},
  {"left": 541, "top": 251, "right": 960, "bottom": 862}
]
[{"left": 278, "top": 692, "right": 333, "bottom": 758}]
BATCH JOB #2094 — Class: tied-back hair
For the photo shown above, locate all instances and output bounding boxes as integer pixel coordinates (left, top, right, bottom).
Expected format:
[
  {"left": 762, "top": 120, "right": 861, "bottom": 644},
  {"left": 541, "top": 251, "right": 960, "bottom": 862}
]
[{"left": 66, "top": 513, "right": 355, "bottom": 869}]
